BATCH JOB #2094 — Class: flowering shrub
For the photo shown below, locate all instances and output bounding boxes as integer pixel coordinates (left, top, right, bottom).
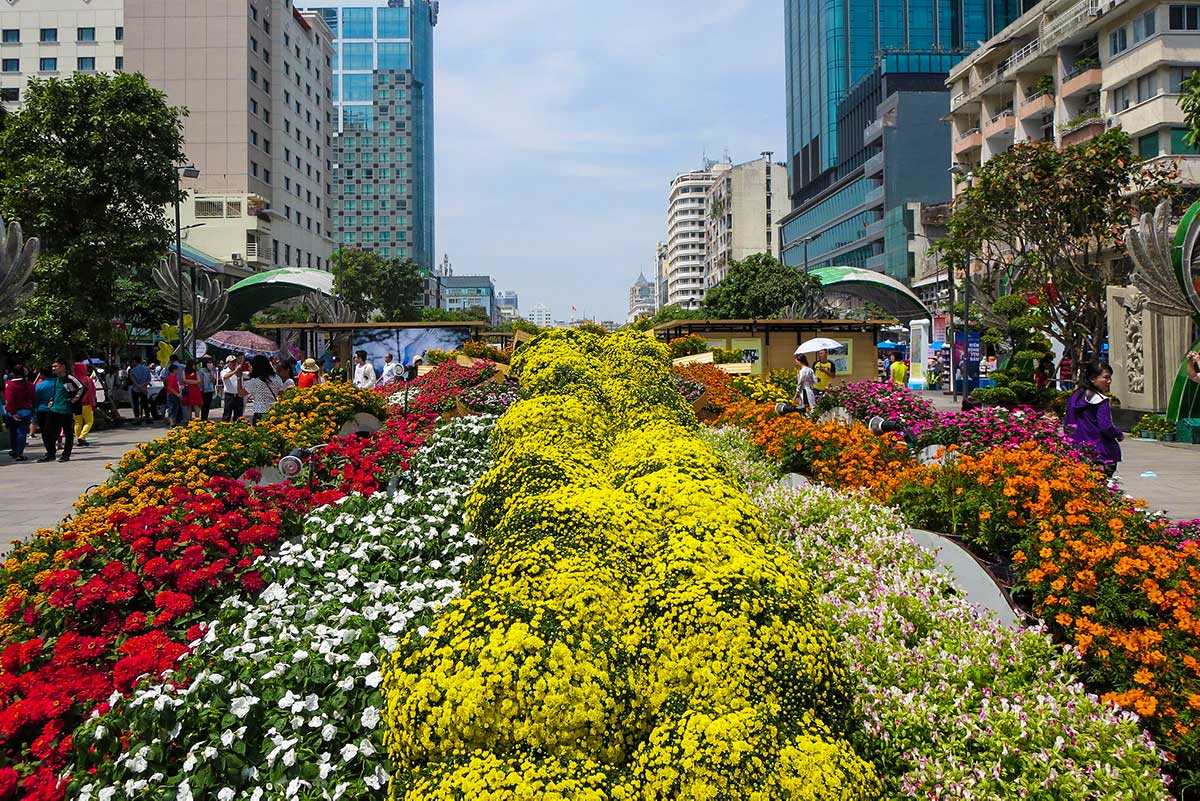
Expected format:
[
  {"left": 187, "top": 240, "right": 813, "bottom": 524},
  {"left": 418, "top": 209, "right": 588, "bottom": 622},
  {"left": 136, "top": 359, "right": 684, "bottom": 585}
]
[
  {"left": 731, "top": 374, "right": 791, "bottom": 404},
  {"left": 670, "top": 362, "right": 742, "bottom": 415},
  {"left": 670, "top": 374, "right": 705, "bottom": 403},
  {"left": 393, "top": 361, "right": 499, "bottom": 414},
  {"left": 813, "top": 380, "right": 937, "bottom": 426},
  {"left": 704, "top": 426, "right": 1170, "bottom": 798},
  {"left": 461, "top": 339, "right": 512, "bottom": 364},
  {"left": 457, "top": 378, "right": 522, "bottom": 414},
  {"left": 666, "top": 332, "right": 707, "bottom": 358},
  {"left": 74, "top": 417, "right": 496, "bottom": 801},
  {"left": 911, "top": 405, "right": 1092, "bottom": 459},
  {"left": 382, "top": 329, "right": 880, "bottom": 797}
]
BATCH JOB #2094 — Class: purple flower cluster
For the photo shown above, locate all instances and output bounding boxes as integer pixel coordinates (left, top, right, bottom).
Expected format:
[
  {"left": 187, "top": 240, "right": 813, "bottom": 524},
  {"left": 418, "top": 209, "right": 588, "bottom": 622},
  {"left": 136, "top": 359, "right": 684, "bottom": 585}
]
[
  {"left": 459, "top": 379, "right": 522, "bottom": 414},
  {"left": 913, "top": 406, "right": 1093, "bottom": 461},
  {"left": 814, "top": 382, "right": 938, "bottom": 426},
  {"left": 1159, "top": 518, "right": 1200, "bottom": 549}
]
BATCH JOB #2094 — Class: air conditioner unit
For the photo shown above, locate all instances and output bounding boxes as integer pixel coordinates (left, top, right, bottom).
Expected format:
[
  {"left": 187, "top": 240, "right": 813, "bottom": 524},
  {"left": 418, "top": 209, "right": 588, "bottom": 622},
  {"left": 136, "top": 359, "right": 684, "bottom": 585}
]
[
  {"left": 231, "top": 253, "right": 244, "bottom": 262},
  {"left": 1105, "top": 115, "right": 1120, "bottom": 129}
]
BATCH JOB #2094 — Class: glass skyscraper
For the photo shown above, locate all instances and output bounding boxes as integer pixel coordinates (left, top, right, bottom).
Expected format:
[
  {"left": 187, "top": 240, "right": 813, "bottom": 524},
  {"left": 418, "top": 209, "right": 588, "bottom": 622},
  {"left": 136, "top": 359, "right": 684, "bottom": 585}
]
[
  {"left": 300, "top": 0, "right": 437, "bottom": 271},
  {"left": 781, "top": 0, "right": 1024, "bottom": 277}
]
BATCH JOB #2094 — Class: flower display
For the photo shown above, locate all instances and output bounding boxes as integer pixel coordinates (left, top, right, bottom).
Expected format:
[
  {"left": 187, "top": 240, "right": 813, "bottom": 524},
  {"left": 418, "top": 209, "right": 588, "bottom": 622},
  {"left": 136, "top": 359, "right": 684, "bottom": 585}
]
[
  {"left": 74, "top": 417, "right": 496, "bottom": 801},
  {"left": 390, "top": 360, "right": 499, "bottom": 414},
  {"left": 813, "top": 381, "right": 938, "bottom": 426},
  {"left": 670, "top": 362, "right": 742, "bottom": 415},
  {"left": 705, "top": 426, "right": 1170, "bottom": 798},
  {"left": 457, "top": 378, "right": 522, "bottom": 414},
  {"left": 382, "top": 329, "right": 880, "bottom": 798},
  {"left": 730, "top": 374, "right": 792, "bottom": 404}
]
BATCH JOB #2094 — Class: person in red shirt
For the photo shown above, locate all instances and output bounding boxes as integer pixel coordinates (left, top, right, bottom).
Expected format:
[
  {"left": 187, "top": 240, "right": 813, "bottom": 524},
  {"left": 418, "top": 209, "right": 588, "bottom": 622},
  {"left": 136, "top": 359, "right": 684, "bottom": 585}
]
[
  {"left": 4, "top": 365, "right": 35, "bottom": 460},
  {"left": 297, "top": 358, "right": 323, "bottom": 389}
]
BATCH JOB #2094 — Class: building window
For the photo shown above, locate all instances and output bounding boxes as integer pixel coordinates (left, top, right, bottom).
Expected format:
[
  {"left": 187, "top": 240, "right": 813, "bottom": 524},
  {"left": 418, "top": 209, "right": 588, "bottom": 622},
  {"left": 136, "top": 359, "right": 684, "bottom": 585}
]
[
  {"left": 342, "top": 42, "right": 373, "bottom": 70},
  {"left": 249, "top": 36, "right": 258, "bottom": 52},
  {"left": 0, "top": 88, "right": 17, "bottom": 103},
  {"left": 1, "top": 59, "right": 17, "bottom": 73},
  {"left": 378, "top": 42, "right": 410, "bottom": 70},
  {"left": 2, "top": 30, "right": 19, "bottom": 44},
  {"left": 1110, "top": 27, "right": 1128, "bottom": 55},
  {"left": 343, "top": 7, "right": 373, "bottom": 38},
  {"left": 115, "top": 26, "right": 124, "bottom": 41},
  {"left": 1170, "top": 66, "right": 1200, "bottom": 92},
  {"left": 1133, "top": 9, "right": 1156, "bottom": 42},
  {"left": 40, "top": 28, "right": 58, "bottom": 43},
  {"left": 251, "top": 161, "right": 259, "bottom": 177},
  {"left": 77, "top": 27, "right": 96, "bottom": 42},
  {"left": 1172, "top": 128, "right": 1200, "bottom": 153},
  {"left": 249, "top": 4, "right": 258, "bottom": 21},
  {"left": 1139, "top": 132, "right": 1160, "bottom": 158},
  {"left": 1137, "top": 72, "right": 1158, "bottom": 101},
  {"left": 39, "top": 57, "right": 58, "bottom": 72},
  {"left": 250, "top": 66, "right": 258, "bottom": 83},
  {"left": 377, "top": 6, "right": 410, "bottom": 38},
  {"left": 77, "top": 56, "right": 96, "bottom": 72},
  {"left": 249, "top": 98, "right": 258, "bottom": 114},
  {"left": 115, "top": 56, "right": 124, "bottom": 71},
  {"left": 1170, "top": 4, "right": 1200, "bottom": 29}
]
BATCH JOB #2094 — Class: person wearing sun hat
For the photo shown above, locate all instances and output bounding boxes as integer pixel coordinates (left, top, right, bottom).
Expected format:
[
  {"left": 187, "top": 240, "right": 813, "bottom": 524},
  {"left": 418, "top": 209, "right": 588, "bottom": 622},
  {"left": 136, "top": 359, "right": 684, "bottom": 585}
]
[{"left": 297, "top": 358, "right": 323, "bottom": 389}]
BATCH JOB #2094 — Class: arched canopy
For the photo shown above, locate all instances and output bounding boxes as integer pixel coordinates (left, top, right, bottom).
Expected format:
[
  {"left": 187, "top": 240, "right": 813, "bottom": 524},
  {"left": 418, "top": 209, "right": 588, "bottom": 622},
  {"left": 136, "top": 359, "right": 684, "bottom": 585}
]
[
  {"left": 226, "top": 268, "right": 336, "bottom": 323},
  {"left": 811, "top": 265, "right": 930, "bottom": 321}
]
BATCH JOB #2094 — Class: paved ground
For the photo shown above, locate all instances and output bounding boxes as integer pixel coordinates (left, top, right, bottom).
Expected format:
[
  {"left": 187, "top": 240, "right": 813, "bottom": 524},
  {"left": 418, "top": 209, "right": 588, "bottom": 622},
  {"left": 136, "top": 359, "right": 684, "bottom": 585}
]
[
  {"left": 0, "top": 420, "right": 163, "bottom": 553},
  {"left": 917, "top": 390, "right": 1200, "bottom": 521}
]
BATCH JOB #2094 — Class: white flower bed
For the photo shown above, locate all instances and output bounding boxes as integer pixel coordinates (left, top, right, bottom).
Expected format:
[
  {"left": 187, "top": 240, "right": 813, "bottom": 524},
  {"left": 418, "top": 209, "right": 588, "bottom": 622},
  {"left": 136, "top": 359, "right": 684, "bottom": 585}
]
[{"left": 74, "top": 417, "right": 496, "bottom": 801}]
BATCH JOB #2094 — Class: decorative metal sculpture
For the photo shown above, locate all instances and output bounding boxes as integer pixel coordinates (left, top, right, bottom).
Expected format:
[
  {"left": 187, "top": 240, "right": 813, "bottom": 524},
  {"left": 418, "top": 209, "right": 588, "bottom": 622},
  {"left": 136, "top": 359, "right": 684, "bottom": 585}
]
[
  {"left": 1125, "top": 199, "right": 1200, "bottom": 421},
  {"left": 302, "top": 290, "right": 358, "bottom": 349},
  {"left": 153, "top": 253, "right": 230, "bottom": 352},
  {"left": 0, "top": 216, "right": 40, "bottom": 325}
]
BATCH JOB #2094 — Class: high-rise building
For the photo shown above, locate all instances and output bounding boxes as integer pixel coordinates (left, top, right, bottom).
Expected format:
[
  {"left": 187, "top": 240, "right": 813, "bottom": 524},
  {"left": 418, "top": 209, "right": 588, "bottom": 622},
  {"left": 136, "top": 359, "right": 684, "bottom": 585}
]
[
  {"left": 299, "top": 0, "right": 437, "bottom": 271},
  {"left": 628, "top": 272, "right": 657, "bottom": 323},
  {"left": 779, "top": 0, "right": 1025, "bottom": 280},
  {"left": 496, "top": 290, "right": 519, "bottom": 323},
  {"left": 442, "top": 275, "right": 497, "bottom": 324},
  {"left": 704, "top": 155, "right": 790, "bottom": 287},
  {"left": 528, "top": 303, "right": 552, "bottom": 328},
  {"left": 666, "top": 162, "right": 727, "bottom": 309},
  {"left": 124, "top": 0, "right": 336, "bottom": 276},
  {"left": 0, "top": 0, "right": 124, "bottom": 108}
]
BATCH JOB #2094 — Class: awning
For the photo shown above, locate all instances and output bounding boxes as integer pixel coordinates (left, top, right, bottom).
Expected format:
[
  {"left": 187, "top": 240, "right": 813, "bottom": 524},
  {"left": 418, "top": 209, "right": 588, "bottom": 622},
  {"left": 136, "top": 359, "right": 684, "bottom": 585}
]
[
  {"left": 812, "top": 265, "right": 931, "bottom": 322},
  {"left": 226, "top": 267, "right": 336, "bottom": 323}
]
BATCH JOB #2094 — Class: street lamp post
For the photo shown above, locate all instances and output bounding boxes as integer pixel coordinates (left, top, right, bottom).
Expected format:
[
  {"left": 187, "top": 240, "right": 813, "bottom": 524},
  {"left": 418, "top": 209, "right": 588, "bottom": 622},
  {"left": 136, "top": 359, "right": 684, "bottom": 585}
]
[
  {"left": 947, "top": 162, "right": 974, "bottom": 407},
  {"left": 174, "top": 164, "right": 200, "bottom": 356},
  {"left": 801, "top": 234, "right": 817, "bottom": 273}
]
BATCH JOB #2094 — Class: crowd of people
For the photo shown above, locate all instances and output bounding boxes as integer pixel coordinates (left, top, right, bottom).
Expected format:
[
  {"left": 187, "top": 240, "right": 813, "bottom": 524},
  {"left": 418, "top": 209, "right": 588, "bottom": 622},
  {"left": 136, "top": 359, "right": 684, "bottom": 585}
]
[{"left": 1, "top": 349, "right": 426, "bottom": 464}]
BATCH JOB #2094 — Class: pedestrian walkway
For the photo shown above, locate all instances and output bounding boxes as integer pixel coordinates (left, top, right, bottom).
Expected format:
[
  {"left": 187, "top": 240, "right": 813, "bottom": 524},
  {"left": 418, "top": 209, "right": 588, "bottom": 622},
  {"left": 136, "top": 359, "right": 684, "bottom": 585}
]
[{"left": 0, "top": 421, "right": 164, "bottom": 553}]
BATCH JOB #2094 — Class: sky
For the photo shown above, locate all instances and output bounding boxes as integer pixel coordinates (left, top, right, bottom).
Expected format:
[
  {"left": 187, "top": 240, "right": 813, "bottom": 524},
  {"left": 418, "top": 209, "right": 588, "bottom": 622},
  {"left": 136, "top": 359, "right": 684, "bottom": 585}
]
[{"left": 433, "top": 0, "right": 788, "bottom": 324}]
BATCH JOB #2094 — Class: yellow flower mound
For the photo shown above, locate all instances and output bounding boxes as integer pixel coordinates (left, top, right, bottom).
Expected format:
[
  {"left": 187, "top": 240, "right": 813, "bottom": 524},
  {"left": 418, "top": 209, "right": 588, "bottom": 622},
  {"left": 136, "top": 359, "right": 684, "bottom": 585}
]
[{"left": 383, "top": 328, "right": 880, "bottom": 799}]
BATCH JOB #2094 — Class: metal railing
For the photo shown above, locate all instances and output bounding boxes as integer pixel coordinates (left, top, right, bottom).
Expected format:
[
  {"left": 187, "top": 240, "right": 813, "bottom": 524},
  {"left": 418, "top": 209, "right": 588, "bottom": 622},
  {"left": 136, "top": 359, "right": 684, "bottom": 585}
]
[
  {"left": 1008, "top": 38, "right": 1041, "bottom": 69},
  {"left": 1040, "top": 0, "right": 1101, "bottom": 47}
]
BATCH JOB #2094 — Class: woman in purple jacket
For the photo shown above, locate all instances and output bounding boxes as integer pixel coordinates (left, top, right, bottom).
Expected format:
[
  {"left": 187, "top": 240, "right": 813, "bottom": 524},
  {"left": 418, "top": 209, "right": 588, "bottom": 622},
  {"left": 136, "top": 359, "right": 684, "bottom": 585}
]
[{"left": 1064, "top": 362, "right": 1124, "bottom": 477}]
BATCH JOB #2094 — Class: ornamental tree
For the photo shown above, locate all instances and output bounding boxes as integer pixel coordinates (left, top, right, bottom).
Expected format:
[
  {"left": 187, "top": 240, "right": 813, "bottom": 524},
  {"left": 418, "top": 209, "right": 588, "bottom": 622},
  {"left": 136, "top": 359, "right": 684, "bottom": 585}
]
[
  {"left": 331, "top": 248, "right": 424, "bottom": 322},
  {"left": 931, "top": 130, "right": 1176, "bottom": 378},
  {"left": 0, "top": 73, "right": 187, "bottom": 360},
  {"left": 700, "top": 253, "right": 828, "bottom": 319},
  {"left": 932, "top": 130, "right": 1177, "bottom": 377}
]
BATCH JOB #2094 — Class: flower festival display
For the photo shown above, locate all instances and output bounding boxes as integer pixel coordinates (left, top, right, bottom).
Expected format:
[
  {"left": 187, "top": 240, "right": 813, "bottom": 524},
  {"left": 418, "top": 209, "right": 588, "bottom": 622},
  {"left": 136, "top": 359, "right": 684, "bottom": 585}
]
[
  {"left": 381, "top": 329, "right": 880, "bottom": 798},
  {"left": 74, "top": 417, "right": 497, "bottom": 801},
  {"left": 706, "top": 425, "right": 1170, "bottom": 799}
]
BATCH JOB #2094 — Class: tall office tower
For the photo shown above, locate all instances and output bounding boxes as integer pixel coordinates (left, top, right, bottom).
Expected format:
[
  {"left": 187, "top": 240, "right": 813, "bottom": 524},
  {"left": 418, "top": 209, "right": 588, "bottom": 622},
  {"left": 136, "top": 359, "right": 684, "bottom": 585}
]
[
  {"left": 779, "top": 0, "right": 1025, "bottom": 281},
  {"left": 124, "top": 0, "right": 335, "bottom": 276},
  {"left": 299, "top": 0, "right": 438, "bottom": 272},
  {"left": 0, "top": 0, "right": 124, "bottom": 108},
  {"left": 627, "top": 272, "right": 657, "bottom": 323},
  {"left": 496, "top": 290, "right": 519, "bottom": 323},
  {"left": 666, "top": 161, "right": 727, "bottom": 309}
]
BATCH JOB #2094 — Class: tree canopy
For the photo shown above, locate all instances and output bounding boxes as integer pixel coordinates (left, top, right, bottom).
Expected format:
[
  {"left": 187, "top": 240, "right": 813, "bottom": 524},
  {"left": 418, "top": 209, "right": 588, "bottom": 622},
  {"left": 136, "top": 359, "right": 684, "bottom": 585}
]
[
  {"left": 0, "top": 73, "right": 187, "bottom": 360},
  {"left": 699, "top": 253, "right": 827, "bottom": 319},
  {"left": 331, "top": 248, "right": 425, "bottom": 322},
  {"left": 932, "top": 130, "right": 1177, "bottom": 375}
]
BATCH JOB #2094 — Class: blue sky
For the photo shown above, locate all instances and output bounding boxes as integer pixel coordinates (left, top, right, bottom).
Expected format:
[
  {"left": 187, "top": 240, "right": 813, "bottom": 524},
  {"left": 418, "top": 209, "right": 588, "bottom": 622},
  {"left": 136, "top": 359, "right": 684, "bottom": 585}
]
[{"left": 433, "top": 0, "right": 787, "bottom": 323}]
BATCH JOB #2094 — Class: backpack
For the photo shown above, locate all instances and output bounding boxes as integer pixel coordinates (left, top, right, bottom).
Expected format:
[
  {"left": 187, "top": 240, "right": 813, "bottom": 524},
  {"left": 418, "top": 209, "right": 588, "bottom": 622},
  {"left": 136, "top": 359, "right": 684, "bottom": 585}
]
[{"left": 62, "top": 375, "right": 86, "bottom": 413}]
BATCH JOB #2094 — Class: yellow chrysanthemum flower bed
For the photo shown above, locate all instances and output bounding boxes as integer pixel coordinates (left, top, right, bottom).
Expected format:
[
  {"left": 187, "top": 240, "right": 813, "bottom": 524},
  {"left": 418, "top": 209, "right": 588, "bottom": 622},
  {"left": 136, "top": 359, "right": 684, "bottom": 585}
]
[{"left": 382, "top": 329, "right": 880, "bottom": 799}]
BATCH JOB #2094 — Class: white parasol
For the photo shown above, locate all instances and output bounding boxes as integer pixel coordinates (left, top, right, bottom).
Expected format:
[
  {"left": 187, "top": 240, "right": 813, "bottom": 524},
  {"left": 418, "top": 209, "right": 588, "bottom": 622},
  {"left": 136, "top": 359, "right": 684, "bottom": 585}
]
[{"left": 794, "top": 337, "right": 844, "bottom": 355}]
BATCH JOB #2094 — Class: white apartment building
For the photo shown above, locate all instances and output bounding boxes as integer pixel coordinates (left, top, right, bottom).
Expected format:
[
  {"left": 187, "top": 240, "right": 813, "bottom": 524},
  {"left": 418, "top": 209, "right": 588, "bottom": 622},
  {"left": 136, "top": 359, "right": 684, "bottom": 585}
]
[
  {"left": 947, "top": 0, "right": 1200, "bottom": 188},
  {"left": 125, "top": 0, "right": 336, "bottom": 276},
  {"left": 703, "top": 155, "right": 789, "bottom": 287},
  {"left": 627, "top": 271, "right": 657, "bottom": 323},
  {"left": 666, "top": 163, "right": 727, "bottom": 309},
  {"left": 0, "top": 0, "right": 124, "bottom": 107},
  {"left": 527, "top": 303, "right": 552, "bottom": 328}
]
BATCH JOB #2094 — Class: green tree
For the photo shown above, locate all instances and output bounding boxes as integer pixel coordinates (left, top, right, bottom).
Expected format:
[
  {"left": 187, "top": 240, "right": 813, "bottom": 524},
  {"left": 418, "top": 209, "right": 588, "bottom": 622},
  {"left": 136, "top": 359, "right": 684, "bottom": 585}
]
[
  {"left": 1180, "top": 69, "right": 1200, "bottom": 146},
  {"left": 700, "top": 253, "right": 827, "bottom": 319},
  {"left": 932, "top": 130, "right": 1176, "bottom": 377},
  {"left": 331, "top": 248, "right": 424, "bottom": 322},
  {"left": 630, "top": 303, "right": 705, "bottom": 331},
  {"left": 419, "top": 305, "right": 490, "bottom": 322},
  {"left": 0, "top": 73, "right": 187, "bottom": 361}
]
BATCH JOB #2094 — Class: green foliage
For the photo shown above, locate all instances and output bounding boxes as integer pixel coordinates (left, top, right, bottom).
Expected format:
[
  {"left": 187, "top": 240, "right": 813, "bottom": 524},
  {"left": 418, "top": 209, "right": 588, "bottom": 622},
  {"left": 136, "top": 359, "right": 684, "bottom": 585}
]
[
  {"left": 631, "top": 303, "right": 705, "bottom": 331},
  {"left": 1033, "top": 74, "right": 1055, "bottom": 96},
  {"left": 0, "top": 73, "right": 186, "bottom": 361},
  {"left": 932, "top": 131, "right": 1177, "bottom": 383},
  {"left": 970, "top": 386, "right": 1019, "bottom": 407},
  {"left": 699, "top": 253, "right": 827, "bottom": 319},
  {"left": 1182, "top": 69, "right": 1200, "bottom": 148},
  {"left": 667, "top": 333, "right": 708, "bottom": 359},
  {"left": 331, "top": 249, "right": 425, "bottom": 322},
  {"left": 419, "top": 305, "right": 490, "bottom": 322},
  {"left": 711, "top": 347, "right": 745, "bottom": 364},
  {"left": 1136, "top": 414, "right": 1175, "bottom": 435}
]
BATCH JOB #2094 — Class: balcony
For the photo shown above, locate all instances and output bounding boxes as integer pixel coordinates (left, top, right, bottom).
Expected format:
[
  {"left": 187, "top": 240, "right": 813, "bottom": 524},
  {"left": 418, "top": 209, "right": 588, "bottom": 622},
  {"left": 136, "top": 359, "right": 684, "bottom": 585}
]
[
  {"left": 864, "top": 217, "right": 885, "bottom": 238},
  {"left": 983, "top": 110, "right": 1016, "bottom": 139},
  {"left": 1040, "top": 0, "right": 1102, "bottom": 48},
  {"left": 978, "top": 63, "right": 1015, "bottom": 95},
  {"left": 1007, "top": 38, "right": 1044, "bottom": 73},
  {"left": 864, "top": 118, "right": 884, "bottom": 145},
  {"left": 865, "top": 185, "right": 885, "bottom": 207},
  {"left": 1061, "top": 66, "right": 1101, "bottom": 99},
  {"left": 1017, "top": 90, "right": 1055, "bottom": 120},
  {"left": 863, "top": 150, "right": 884, "bottom": 177},
  {"left": 1112, "top": 94, "right": 1187, "bottom": 136},
  {"left": 953, "top": 127, "right": 983, "bottom": 156},
  {"left": 1060, "top": 114, "right": 1105, "bottom": 145},
  {"left": 864, "top": 253, "right": 886, "bottom": 272}
]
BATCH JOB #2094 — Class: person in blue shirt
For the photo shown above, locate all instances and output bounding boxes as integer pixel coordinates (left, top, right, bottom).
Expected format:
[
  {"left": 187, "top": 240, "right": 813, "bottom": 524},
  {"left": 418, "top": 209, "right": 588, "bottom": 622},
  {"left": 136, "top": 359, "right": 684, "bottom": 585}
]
[
  {"left": 39, "top": 358, "right": 84, "bottom": 463},
  {"left": 33, "top": 367, "right": 55, "bottom": 438},
  {"left": 128, "top": 357, "right": 153, "bottom": 424}
]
